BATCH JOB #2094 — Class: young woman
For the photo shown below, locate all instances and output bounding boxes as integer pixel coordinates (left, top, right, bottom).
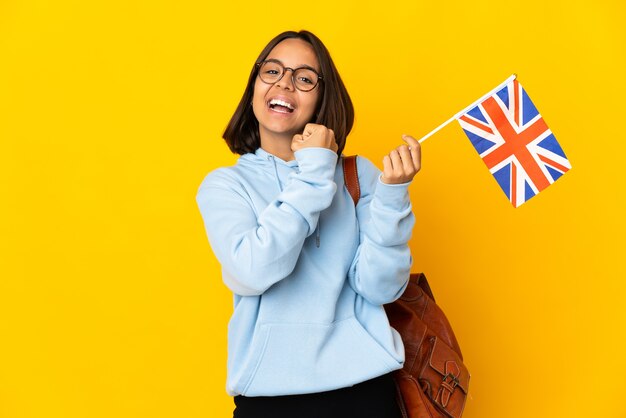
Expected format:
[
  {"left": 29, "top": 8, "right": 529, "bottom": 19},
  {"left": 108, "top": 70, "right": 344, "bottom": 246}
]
[{"left": 196, "top": 30, "right": 421, "bottom": 418}]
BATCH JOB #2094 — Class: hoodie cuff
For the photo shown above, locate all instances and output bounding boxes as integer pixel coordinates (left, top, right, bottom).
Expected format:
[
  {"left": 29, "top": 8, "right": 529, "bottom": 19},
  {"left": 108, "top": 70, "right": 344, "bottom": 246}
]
[
  {"left": 294, "top": 148, "right": 339, "bottom": 178},
  {"left": 374, "top": 176, "right": 412, "bottom": 210}
]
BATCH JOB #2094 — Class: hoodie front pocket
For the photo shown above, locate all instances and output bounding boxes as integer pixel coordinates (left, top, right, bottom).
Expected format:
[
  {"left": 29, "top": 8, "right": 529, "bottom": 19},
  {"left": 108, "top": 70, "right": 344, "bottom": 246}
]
[{"left": 241, "top": 317, "right": 401, "bottom": 396}]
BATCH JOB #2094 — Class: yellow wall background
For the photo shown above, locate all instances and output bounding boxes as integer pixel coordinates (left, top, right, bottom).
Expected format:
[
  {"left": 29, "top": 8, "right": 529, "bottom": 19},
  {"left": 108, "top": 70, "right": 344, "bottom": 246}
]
[{"left": 1, "top": 0, "right": 625, "bottom": 417}]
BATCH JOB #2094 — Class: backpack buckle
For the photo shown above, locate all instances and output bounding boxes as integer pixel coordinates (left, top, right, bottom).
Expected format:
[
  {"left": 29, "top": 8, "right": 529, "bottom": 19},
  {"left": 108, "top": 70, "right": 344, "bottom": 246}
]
[{"left": 437, "top": 371, "right": 460, "bottom": 408}]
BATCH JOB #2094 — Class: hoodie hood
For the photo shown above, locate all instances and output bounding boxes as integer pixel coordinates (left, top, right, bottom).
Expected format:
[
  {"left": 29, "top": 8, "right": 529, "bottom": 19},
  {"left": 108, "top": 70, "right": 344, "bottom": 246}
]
[{"left": 240, "top": 148, "right": 300, "bottom": 192}]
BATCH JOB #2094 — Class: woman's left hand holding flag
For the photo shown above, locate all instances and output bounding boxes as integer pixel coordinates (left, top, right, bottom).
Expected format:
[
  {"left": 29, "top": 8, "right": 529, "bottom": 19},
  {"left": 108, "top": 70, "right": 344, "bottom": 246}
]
[{"left": 381, "top": 134, "right": 422, "bottom": 184}]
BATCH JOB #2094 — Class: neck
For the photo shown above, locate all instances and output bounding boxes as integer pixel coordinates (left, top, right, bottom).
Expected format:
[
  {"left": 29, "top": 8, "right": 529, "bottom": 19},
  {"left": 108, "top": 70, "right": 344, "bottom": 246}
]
[{"left": 259, "top": 131, "right": 295, "bottom": 161}]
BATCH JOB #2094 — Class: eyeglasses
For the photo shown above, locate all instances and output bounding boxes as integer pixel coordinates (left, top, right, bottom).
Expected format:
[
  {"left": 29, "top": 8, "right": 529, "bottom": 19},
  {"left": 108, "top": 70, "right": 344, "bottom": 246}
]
[{"left": 255, "top": 59, "right": 323, "bottom": 92}]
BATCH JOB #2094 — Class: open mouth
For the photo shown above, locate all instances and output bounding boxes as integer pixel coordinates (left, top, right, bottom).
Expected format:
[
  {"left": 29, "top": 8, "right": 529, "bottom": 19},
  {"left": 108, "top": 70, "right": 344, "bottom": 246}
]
[{"left": 268, "top": 98, "right": 295, "bottom": 114}]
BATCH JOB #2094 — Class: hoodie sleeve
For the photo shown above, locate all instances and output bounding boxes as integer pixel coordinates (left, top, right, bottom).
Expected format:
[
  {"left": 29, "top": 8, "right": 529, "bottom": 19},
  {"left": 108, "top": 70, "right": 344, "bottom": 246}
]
[
  {"left": 347, "top": 156, "right": 415, "bottom": 306},
  {"left": 196, "top": 148, "right": 338, "bottom": 296}
]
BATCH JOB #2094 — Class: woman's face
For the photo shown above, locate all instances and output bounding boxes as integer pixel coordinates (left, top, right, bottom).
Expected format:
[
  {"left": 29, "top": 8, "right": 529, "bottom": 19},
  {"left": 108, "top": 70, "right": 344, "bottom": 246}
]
[{"left": 252, "top": 38, "right": 321, "bottom": 143}]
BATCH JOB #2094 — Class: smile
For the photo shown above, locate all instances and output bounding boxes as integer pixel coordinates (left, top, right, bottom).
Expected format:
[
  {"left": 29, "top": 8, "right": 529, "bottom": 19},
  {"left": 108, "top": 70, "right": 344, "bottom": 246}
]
[{"left": 268, "top": 98, "right": 295, "bottom": 114}]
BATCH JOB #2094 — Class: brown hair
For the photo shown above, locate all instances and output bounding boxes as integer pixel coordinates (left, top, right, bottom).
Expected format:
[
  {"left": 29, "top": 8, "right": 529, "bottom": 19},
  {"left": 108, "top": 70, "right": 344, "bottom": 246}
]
[{"left": 223, "top": 30, "right": 354, "bottom": 156}]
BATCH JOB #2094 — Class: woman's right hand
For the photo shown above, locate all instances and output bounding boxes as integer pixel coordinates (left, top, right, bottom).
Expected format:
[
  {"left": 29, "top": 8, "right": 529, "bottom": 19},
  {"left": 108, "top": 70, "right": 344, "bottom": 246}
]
[{"left": 292, "top": 123, "right": 339, "bottom": 153}]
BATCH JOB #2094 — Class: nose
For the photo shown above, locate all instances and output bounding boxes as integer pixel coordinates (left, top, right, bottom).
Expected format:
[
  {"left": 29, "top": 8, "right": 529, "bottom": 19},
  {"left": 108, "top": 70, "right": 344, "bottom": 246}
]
[{"left": 275, "top": 68, "right": 295, "bottom": 91}]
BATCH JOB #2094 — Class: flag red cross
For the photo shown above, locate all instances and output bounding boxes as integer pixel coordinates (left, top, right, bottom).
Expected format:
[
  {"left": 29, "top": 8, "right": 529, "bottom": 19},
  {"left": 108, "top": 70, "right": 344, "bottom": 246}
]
[{"left": 480, "top": 96, "right": 551, "bottom": 192}]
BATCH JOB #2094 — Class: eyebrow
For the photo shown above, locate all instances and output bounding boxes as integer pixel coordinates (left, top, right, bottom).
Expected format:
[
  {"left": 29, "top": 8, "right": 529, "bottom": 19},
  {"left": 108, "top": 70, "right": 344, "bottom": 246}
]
[{"left": 264, "top": 58, "right": 320, "bottom": 73}]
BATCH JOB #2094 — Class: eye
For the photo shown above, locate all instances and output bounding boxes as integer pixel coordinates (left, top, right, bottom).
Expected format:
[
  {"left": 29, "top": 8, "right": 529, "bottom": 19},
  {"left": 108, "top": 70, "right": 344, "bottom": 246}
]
[
  {"left": 259, "top": 61, "right": 283, "bottom": 79},
  {"left": 257, "top": 62, "right": 284, "bottom": 84},
  {"left": 294, "top": 68, "right": 318, "bottom": 86}
]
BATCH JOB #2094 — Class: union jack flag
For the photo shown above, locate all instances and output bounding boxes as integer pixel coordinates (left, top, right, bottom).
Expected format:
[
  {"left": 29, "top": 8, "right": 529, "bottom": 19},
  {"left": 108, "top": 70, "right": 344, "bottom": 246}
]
[{"left": 457, "top": 79, "right": 571, "bottom": 207}]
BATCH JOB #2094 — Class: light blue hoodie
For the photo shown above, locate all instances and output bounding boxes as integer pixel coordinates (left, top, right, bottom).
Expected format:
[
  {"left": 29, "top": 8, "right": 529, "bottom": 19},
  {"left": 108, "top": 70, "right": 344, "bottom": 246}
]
[{"left": 196, "top": 146, "right": 415, "bottom": 397}]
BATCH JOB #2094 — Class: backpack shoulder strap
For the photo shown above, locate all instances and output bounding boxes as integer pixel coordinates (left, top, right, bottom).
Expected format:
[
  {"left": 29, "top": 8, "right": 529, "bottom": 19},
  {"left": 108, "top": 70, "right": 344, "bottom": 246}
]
[{"left": 342, "top": 155, "right": 360, "bottom": 206}]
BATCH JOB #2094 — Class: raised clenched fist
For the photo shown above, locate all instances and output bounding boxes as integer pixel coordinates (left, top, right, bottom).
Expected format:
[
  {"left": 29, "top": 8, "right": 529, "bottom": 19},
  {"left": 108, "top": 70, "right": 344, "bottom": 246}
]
[{"left": 292, "top": 123, "right": 339, "bottom": 153}]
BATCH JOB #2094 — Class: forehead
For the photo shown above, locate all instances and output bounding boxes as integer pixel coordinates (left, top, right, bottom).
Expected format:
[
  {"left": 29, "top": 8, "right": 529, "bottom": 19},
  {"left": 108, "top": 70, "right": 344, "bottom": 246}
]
[{"left": 266, "top": 38, "right": 319, "bottom": 71}]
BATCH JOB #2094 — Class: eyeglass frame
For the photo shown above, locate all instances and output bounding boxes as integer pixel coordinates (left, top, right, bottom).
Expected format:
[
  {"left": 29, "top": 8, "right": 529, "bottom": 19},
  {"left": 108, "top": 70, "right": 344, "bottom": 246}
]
[{"left": 255, "top": 59, "right": 324, "bottom": 92}]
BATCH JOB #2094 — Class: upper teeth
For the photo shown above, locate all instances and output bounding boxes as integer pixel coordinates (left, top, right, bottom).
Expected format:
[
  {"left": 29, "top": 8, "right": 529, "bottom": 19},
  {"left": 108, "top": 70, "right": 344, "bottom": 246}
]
[{"left": 269, "top": 99, "right": 294, "bottom": 109}]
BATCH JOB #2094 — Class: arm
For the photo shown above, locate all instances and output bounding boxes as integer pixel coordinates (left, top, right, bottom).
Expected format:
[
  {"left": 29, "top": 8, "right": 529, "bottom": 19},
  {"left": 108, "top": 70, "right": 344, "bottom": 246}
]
[
  {"left": 347, "top": 157, "right": 415, "bottom": 305},
  {"left": 196, "top": 148, "right": 338, "bottom": 296},
  {"left": 348, "top": 135, "right": 422, "bottom": 305}
]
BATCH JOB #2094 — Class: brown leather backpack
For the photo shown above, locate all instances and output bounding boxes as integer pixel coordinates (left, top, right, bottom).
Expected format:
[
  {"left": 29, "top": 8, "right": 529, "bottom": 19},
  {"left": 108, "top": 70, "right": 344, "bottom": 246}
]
[{"left": 343, "top": 155, "right": 470, "bottom": 418}]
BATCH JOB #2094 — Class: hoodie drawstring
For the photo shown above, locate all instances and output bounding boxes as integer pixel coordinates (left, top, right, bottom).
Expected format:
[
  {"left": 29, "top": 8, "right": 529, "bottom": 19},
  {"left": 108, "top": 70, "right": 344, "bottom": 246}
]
[
  {"left": 316, "top": 221, "right": 320, "bottom": 248},
  {"left": 269, "top": 155, "right": 283, "bottom": 193}
]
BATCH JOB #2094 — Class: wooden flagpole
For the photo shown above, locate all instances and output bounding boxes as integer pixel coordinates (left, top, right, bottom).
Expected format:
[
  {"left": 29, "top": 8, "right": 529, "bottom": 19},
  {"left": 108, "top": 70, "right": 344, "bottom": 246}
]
[{"left": 417, "top": 74, "right": 517, "bottom": 143}]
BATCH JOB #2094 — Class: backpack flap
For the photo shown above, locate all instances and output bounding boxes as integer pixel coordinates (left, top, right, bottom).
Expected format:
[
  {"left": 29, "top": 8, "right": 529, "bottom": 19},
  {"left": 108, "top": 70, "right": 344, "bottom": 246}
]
[{"left": 421, "top": 336, "right": 470, "bottom": 418}]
